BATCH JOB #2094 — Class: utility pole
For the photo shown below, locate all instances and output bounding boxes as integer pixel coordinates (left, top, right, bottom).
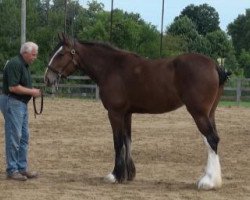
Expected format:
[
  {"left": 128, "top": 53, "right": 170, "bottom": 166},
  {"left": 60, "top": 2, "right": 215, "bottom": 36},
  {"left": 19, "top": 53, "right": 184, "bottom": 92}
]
[
  {"left": 160, "top": 0, "right": 165, "bottom": 57},
  {"left": 64, "top": 0, "right": 67, "bottom": 34},
  {"left": 110, "top": 0, "right": 114, "bottom": 42},
  {"left": 21, "top": 0, "right": 26, "bottom": 44}
]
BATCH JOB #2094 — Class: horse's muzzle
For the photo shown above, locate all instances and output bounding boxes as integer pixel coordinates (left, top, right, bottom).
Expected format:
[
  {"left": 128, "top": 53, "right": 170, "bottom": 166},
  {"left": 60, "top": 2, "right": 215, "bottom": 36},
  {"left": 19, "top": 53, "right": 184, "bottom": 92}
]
[{"left": 44, "top": 68, "right": 58, "bottom": 87}]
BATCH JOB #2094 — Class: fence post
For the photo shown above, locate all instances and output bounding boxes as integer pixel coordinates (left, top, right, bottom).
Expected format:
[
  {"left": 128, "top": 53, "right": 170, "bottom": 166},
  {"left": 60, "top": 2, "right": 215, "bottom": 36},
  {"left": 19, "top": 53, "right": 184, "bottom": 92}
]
[
  {"left": 51, "top": 85, "right": 56, "bottom": 98},
  {"left": 95, "top": 85, "right": 99, "bottom": 100},
  {"left": 236, "top": 79, "right": 241, "bottom": 106}
]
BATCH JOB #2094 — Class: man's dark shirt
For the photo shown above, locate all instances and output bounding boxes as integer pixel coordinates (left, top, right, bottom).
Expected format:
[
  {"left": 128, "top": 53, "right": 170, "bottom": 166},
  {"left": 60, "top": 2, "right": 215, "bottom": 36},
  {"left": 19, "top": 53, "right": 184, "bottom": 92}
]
[{"left": 3, "top": 54, "right": 32, "bottom": 104}]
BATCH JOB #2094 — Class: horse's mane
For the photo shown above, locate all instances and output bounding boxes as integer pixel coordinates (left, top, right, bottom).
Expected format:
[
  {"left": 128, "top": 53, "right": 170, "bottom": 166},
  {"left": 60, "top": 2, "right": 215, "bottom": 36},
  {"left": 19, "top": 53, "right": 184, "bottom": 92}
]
[
  {"left": 78, "top": 40, "right": 140, "bottom": 58},
  {"left": 51, "top": 39, "right": 140, "bottom": 59}
]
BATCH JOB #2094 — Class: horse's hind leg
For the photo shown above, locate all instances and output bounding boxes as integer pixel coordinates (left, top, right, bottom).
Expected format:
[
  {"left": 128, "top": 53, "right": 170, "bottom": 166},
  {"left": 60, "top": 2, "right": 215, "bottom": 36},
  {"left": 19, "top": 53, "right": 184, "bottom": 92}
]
[
  {"left": 188, "top": 108, "right": 222, "bottom": 190},
  {"left": 197, "top": 88, "right": 224, "bottom": 190},
  {"left": 124, "top": 113, "right": 136, "bottom": 181},
  {"left": 209, "top": 86, "right": 224, "bottom": 134}
]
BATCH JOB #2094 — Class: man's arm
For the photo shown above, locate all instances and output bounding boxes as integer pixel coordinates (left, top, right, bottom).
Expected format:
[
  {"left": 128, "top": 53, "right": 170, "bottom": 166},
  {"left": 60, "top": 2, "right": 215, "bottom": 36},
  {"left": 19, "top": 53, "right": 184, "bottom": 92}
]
[{"left": 9, "top": 85, "right": 41, "bottom": 98}]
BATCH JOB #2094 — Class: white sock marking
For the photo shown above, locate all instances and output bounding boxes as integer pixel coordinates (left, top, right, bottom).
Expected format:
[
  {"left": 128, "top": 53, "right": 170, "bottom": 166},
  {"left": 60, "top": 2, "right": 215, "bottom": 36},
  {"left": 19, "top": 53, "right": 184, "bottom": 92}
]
[
  {"left": 198, "top": 136, "right": 222, "bottom": 190},
  {"left": 104, "top": 173, "right": 116, "bottom": 183}
]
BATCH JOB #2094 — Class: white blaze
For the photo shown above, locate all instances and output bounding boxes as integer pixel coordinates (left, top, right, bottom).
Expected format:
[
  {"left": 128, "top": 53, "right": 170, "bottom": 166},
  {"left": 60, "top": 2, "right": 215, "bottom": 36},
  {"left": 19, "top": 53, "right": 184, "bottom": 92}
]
[
  {"left": 48, "top": 46, "right": 63, "bottom": 66},
  {"left": 45, "top": 46, "right": 63, "bottom": 84}
]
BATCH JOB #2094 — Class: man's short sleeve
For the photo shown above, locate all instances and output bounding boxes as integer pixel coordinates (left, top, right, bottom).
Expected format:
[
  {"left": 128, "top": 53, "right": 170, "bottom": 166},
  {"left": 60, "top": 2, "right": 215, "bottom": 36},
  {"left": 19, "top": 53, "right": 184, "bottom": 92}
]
[{"left": 6, "top": 60, "right": 22, "bottom": 87}]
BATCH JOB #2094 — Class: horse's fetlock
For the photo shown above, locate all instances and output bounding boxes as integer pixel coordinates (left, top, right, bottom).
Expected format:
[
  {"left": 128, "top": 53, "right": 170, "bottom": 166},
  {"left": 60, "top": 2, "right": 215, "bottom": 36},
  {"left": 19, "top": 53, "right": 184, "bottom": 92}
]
[
  {"left": 126, "top": 159, "right": 136, "bottom": 181},
  {"left": 206, "top": 135, "right": 219, "bottom": 153}
]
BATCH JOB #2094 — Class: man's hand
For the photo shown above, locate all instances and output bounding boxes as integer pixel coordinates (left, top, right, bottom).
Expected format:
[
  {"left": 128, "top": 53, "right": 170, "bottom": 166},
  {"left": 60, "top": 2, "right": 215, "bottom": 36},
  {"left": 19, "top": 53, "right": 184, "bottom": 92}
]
[{"left": 31, "top": 88, "right": 41, "bottom": 98}]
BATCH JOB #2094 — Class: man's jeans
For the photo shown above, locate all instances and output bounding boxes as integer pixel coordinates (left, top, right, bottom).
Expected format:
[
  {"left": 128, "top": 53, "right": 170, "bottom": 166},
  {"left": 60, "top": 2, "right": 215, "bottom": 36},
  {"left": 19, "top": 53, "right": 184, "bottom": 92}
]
[
  {"left": 1, "top": 95, "right": 29, "bottom": 175},
  {"left": 0, "top": 94, "right": 7, "bottom": 113}
]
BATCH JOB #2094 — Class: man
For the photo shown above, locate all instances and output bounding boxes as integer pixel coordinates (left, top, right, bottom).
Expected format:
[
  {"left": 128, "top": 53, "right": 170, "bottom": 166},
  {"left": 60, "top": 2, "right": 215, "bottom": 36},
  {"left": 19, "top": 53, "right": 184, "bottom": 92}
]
[{"left": 0, "top": 42, "right": 41, "bottom": 181}]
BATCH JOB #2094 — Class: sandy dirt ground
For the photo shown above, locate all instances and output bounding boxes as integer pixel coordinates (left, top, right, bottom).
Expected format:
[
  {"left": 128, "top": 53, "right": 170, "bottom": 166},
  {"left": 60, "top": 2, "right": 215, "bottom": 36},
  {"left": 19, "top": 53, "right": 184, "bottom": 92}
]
[{"left": 0, "top": 97, "right": 249, "bottom": 200}]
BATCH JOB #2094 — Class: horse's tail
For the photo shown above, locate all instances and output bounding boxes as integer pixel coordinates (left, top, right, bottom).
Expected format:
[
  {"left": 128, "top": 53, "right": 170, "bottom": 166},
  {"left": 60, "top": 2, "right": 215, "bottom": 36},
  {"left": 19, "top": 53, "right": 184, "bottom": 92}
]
[{"left": 217, "top": 66, "right": 232, "bottom": 86}]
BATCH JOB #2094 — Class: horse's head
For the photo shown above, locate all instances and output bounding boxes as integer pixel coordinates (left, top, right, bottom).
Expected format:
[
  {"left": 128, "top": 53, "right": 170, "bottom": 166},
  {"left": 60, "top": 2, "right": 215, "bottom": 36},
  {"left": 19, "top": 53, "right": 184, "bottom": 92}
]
[{"left": 44, "top": 33, "right": 78, "bottom": 86}]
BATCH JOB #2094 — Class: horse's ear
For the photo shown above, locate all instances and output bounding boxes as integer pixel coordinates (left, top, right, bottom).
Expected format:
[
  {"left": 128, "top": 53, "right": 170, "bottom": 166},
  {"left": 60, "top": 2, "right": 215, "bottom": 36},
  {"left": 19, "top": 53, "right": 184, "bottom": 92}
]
[
  {"left": 58, "top": 32, "right": 64, "bottom": 42},
  {"left": 58, "top": 32, "right": 70, "bottom": 43},
  {"left": 58, "top": 32, "right": 74, "bottom": 47}
]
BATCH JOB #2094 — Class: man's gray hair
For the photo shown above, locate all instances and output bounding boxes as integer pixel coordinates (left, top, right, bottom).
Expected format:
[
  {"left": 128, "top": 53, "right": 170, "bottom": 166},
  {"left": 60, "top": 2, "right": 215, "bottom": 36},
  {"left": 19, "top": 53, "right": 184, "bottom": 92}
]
[{"left": 20, "top": 42, "right": 38, "bottom": 54}]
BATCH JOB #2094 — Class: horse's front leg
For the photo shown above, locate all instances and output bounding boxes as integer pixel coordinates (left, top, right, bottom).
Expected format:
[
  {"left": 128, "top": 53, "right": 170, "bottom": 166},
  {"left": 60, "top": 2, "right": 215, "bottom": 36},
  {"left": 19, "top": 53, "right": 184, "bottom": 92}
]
[{"left": 105, "top": 111, "right": 126, "bottom": 183}]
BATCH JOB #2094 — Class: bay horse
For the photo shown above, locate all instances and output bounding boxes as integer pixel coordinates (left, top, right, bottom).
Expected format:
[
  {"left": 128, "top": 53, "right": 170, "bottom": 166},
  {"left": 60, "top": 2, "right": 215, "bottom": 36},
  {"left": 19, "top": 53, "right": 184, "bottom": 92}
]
[{"left": 44, "top": 33, "right": 231, "bottom": 190}]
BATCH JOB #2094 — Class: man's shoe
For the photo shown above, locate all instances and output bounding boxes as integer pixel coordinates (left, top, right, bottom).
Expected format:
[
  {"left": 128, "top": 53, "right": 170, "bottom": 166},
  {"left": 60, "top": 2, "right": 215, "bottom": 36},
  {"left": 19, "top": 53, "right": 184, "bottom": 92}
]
[
  {"left": 20, "top": 171, "right": 38, "bottom": 179},
  {"left": 7, "top": 172, "right": 27, "bottom": 181}
]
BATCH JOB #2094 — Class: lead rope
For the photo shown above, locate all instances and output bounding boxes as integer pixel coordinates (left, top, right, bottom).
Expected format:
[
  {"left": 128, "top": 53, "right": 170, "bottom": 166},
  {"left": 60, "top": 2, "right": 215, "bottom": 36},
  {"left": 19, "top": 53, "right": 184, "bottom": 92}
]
[{"left": 33, "top": 90, "right": 44, "bottom": 118}]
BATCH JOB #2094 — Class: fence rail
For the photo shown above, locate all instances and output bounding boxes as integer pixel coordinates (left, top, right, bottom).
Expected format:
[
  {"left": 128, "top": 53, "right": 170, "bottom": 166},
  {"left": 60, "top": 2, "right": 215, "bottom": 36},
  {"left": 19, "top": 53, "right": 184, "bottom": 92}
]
[{"left": 1, "top": 74, "right": 250, "bottom": 103}]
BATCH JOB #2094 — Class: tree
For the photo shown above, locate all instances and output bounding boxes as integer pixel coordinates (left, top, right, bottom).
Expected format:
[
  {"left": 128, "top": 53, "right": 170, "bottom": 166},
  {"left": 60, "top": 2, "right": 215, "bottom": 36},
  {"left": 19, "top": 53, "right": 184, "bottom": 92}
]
[
  {"left": 77, "top": 5, "right": 160, "bottom": 58},
  {"left": 228, "top": 9, "right": 250, "bottom": 55},
  {"left": 77, "top": 1, "right": 109, "bottom": 41},
  {"left": 110, "top": 9, "right": 160, "bottom": 58},
  {"left": 166, "top": 16, "right": 212, "bottom": 55},
  {"left": 167, "top": 16, "right": 198, "bottom": 40},
  {"left": 165, "top": 7, "right": 238, "bottom": 73},
  {"left": 178, "top": 4, "right": 220, "bottom": 35},
  {"left": 0, "top": 0, "right": 21, "bottom": 70},
  {"left": 205, "top": 30, "right": 233, "bottom": 58},
  {"left": 0, "top": 0, "right": 162, "bottom": 73},
  {"left": 162, "top": 35, "right": 188, "bottom": 57},
  {"left": 204, "top": 30, "right": 238, "bottom": 73},
  {"left": 188, "top": 35, "right": 211, "bottom": 55},
  {"left": 238, "top": 50, "right": 250, "bottom": 77}
]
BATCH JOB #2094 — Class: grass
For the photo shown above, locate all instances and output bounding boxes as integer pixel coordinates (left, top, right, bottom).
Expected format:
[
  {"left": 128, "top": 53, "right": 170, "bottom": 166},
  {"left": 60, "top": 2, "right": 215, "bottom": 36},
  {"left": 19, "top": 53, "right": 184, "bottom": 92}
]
[{"left": 219, "top": 101, "right": 250, "bottom": 108}]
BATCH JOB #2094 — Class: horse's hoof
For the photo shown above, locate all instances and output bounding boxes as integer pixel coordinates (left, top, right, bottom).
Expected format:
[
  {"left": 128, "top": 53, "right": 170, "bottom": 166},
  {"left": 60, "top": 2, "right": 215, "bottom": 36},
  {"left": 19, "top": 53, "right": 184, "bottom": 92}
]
[
  {"left": 197, "top": 174, "right": 222, "bottom": 190},
  {"left": 104, "top": 173, "right": 116, "bottom": 183}
]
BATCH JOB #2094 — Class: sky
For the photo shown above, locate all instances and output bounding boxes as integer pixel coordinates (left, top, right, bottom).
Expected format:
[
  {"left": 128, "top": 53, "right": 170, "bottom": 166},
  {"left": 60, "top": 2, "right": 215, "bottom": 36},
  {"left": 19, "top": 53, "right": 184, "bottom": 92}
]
[{"left": 79, "top": 0, "right": 249, "bottom": 32}]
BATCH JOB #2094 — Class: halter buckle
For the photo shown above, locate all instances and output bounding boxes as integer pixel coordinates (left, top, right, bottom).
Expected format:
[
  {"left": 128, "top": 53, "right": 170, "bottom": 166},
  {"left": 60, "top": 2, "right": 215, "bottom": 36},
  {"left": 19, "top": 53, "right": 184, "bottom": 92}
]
[{"left": 71, "top": 49, "right": 76, "bottom": 55}]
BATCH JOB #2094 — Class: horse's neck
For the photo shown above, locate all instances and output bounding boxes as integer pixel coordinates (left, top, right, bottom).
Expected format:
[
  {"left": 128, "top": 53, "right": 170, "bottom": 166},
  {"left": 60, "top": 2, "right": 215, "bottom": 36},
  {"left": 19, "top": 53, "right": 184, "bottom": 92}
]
[{"left": 78, "top": 44, "right": 121, "bottom": 84}]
